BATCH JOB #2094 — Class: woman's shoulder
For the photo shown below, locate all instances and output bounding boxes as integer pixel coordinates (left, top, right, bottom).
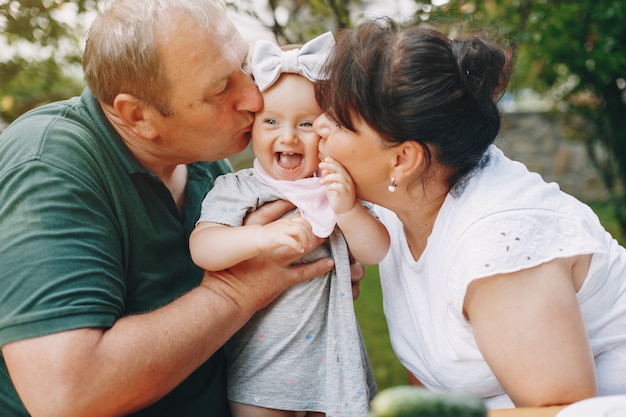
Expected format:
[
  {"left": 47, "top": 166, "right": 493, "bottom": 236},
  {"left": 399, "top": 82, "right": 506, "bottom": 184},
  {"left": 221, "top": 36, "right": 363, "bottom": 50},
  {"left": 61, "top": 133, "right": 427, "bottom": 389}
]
[
  {"left": 442, "top": 147, "right": 610, "bottom": 285},
  {"left": 454, "top": 146, "right": 577, "bottom": 220}
]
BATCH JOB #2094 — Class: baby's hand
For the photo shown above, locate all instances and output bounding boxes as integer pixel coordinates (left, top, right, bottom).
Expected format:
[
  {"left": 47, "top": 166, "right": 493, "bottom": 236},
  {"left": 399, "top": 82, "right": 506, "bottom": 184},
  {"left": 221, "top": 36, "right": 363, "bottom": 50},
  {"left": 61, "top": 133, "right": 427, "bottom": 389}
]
[
  {"left": 319, "top": 157, "right": 357, "bottom": 215},
  {"left": 256, "top": 215, "right": 313, "bottom": 254}
]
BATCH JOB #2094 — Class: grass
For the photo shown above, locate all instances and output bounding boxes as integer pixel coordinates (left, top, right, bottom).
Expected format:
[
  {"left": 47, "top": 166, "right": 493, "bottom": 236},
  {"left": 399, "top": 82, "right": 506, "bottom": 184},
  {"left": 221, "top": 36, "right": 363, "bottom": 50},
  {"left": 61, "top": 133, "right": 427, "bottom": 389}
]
[
  {"left": 354, "top": 202, "right": 624, "bottom": 391},
  {"left": 354, "top": 265, "right": 408, "bottom": 390},
  {"left": 588, "top": 201, "right": 626, "bottom": 244}
]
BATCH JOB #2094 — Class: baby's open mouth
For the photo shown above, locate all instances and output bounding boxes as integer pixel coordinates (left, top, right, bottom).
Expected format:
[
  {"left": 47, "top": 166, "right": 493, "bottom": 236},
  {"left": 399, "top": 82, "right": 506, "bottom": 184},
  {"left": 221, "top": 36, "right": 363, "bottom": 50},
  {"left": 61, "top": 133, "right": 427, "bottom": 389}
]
[{"left": 276, "top": 152, "right": 303, "bottom": 170}]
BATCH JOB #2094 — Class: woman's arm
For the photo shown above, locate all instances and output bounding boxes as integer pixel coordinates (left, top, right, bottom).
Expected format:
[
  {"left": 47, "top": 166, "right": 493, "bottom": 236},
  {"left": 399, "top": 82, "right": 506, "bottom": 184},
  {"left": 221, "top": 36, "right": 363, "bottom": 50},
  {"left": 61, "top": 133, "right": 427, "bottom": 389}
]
[{"left": 464, "top": 255, "right": 596, "bottom": 407}]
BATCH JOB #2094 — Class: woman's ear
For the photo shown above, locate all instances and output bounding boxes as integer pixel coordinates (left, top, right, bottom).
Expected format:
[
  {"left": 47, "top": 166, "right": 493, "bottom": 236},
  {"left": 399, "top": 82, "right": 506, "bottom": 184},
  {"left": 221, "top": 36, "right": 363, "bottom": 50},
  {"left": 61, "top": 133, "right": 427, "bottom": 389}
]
[
  {"left": 390, "top": 141, "right": 426, "bottom": 185},
  {"left": 113, "top": 94, "right": 159, "bottom": 140}
]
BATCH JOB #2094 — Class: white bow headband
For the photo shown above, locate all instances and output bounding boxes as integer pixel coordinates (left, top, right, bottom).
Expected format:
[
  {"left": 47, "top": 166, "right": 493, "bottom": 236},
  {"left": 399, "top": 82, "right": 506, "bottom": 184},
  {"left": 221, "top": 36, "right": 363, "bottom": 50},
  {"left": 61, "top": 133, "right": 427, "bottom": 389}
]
[{"left": 251, "top": 31, "right": 335, "bottom": 92}]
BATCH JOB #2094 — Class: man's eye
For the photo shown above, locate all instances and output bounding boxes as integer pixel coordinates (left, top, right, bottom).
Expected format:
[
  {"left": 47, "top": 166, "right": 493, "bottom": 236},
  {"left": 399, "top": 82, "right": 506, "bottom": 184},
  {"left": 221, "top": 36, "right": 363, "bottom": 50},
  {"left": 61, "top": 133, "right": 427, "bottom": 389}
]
[{"left": 206, "top": 82, "right": 228, "bottom": 100}]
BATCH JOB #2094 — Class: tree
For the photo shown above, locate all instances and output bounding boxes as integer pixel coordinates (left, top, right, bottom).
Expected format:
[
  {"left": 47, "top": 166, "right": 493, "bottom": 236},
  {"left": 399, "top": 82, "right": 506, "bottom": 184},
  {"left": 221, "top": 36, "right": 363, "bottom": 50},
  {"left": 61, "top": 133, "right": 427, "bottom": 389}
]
[
  {"left": 422, "top": 0, "right": 626, "bottom": 234},
  {"left": 0, "top": 0, "right": 96, "bottom": 121},
  {"left": 0, "top": 0, "right": 363, "bottom": 122},
  {"left": 226, "top": 0, "right": 359, "bottom": 45}
]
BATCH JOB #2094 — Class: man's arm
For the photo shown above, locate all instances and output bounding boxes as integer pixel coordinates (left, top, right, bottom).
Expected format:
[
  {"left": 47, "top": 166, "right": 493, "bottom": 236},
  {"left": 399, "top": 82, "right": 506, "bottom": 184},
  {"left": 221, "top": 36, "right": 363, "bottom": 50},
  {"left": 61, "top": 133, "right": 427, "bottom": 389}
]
[{"left": 3, "top": 202, "right": 333, "bottom": 417}]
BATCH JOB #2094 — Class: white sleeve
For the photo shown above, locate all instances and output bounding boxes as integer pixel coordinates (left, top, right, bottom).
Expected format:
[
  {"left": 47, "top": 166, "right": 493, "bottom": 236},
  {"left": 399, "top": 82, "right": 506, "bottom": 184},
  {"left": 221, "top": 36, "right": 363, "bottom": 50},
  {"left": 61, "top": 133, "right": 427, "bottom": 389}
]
[{"left": 447, "top": 208, "right": 608, "bottom": 316}]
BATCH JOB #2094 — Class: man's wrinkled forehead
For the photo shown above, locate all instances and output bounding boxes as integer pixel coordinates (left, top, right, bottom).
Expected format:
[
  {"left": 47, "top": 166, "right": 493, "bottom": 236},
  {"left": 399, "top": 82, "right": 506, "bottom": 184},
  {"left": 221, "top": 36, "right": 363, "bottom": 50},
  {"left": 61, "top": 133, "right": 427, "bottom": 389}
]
[{"left": 176, "top": 18, "right": 242, "bottom": 72}]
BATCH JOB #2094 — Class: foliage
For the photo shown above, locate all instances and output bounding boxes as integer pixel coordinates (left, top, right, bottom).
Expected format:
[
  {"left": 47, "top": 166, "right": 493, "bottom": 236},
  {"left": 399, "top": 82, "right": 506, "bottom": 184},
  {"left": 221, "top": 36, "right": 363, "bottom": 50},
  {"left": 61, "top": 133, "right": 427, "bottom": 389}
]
[
  {"left": 423, "top": 0, "right": 626, "bottom": 234},
  {"left": 355, "top": 265, "right": 408, "bottom": 390},
  {"left": 0, "top": 55, "right": 83, "bottom": 121},
  {"left": 1, "top": 0, "right": 96, "bottom": 46},
  {"left": 0, "top": 0, "right": 96, "bottom": 121},
  {"left": 227, "top": 0, "right": 359, "bottom": 45}
]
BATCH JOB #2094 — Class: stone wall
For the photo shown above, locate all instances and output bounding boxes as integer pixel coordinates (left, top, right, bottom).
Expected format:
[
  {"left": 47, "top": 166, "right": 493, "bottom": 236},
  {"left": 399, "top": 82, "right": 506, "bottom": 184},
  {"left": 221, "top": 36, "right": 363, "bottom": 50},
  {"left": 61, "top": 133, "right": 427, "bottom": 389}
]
[{"left": 495, "top": 112, "right": 608, "bottom": 202}]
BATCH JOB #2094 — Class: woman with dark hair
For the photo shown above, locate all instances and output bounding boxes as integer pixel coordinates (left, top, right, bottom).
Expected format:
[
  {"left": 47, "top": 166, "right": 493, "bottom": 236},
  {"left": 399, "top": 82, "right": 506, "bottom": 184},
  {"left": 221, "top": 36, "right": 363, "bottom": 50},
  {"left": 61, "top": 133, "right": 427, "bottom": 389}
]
[{"left": 316, "top": 18, "right": 626, "bottom": 409}]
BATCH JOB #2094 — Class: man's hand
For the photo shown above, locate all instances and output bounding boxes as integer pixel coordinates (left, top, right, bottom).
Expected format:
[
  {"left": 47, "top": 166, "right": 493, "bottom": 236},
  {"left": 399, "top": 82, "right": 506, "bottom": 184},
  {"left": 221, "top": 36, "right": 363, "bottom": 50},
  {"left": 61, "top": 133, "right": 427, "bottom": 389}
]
[
  {"left": 250, "top": 200, "right": 368, "bottom": 301},
  {"left": 203, "top": 199, "right": 366, "bottom": 314},
  {"left": 350, "top": 260, "right": 365, "bottom": 300},
  {"left": 249, "top": 200, "right": 367, "bottom": 301},
  {"left": 242, "top": 199, "right": 296, "bottom": 226},
  {"left": 201, "top": 200, "right": 333, "bottom": 315},
  {"left": 255, "top": 215, "right": 313, "bottom": 254}
]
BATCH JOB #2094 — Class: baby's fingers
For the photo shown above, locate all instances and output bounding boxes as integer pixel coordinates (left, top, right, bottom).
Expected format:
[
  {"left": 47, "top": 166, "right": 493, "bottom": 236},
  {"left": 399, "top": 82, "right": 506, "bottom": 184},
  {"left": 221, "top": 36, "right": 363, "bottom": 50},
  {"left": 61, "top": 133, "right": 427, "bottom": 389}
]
[
  {"left": 263, "top": 217, "right": 313, "bottom": 253},
  {"left": 284, "top": 219, "right": 314, "bottom": 253},
  {"left": 319, "top": 157, "right": 349, "bottom": 176}
]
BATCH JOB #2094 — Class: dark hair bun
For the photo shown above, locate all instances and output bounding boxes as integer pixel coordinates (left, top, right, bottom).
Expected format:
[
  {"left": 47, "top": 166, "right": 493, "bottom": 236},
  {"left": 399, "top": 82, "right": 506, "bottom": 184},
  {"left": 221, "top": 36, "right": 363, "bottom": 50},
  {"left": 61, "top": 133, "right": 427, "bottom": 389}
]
[{"left": 451, "top": 37, "right": 511, "bottom": 106}]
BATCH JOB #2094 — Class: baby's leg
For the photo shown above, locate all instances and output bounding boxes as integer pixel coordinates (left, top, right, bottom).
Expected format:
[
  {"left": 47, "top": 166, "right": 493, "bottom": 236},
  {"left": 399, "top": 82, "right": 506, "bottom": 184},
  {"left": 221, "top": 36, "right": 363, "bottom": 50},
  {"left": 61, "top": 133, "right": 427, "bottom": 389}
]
[{"left": 230, "top": 401, "right": 295, "bottom": 417}]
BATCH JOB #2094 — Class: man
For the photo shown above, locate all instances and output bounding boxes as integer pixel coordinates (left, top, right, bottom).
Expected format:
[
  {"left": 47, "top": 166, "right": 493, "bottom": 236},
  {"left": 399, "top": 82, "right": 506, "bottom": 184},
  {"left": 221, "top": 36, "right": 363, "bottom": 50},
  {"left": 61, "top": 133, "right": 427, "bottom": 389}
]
[{"left": 0, "top": 0, "right": 345, "bottom": 415}]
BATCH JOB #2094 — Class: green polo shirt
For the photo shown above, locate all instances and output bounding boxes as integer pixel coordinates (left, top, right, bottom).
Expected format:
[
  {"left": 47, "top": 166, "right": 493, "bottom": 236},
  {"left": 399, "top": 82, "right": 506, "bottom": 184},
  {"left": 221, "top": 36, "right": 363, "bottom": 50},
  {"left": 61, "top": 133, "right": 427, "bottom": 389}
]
[{"left": 0, "top": 89, "right": 232, "bottom": 416}]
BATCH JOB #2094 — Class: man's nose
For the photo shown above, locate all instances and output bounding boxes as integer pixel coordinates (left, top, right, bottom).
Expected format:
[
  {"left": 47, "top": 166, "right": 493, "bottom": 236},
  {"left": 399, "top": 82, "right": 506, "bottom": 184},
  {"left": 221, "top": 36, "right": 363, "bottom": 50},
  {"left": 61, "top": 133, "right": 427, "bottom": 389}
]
[{"left": 235, "top": 69, "right": 263, "bottom": 113}]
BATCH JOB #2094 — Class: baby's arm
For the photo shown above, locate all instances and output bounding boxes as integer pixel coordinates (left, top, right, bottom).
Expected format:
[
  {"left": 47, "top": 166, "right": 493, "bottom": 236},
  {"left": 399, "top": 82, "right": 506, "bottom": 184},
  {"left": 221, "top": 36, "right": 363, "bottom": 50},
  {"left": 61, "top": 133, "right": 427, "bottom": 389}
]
[
  {"left": 190, "top": 216, "right": 313, "bottom": 271},
  {"left": 319, "top": 158, "right": 390, "bottom": 264}
]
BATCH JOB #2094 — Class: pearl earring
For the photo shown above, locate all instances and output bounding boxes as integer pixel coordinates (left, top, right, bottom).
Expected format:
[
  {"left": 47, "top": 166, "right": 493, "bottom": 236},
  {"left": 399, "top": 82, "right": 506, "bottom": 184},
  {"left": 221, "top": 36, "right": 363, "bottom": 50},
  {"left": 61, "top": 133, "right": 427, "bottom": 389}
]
[{"left": 388, "top": 177, "right": 397, "bottom": 193}]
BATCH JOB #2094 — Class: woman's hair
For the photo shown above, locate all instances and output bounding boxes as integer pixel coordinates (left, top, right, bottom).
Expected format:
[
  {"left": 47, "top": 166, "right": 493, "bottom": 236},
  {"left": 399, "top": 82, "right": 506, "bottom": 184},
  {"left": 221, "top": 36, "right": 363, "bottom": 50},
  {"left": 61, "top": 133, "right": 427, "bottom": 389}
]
[
  {"left": 316, "top": 18, "right": 512, "bottom": 192},
  {"left": 83, "top": 0, "right": 228, "bottom": 115}
]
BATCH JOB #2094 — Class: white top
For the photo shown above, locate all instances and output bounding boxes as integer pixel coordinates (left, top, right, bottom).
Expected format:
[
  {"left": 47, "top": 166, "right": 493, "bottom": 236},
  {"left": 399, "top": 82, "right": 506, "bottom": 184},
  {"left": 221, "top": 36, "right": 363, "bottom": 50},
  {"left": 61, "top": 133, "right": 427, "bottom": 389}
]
[{"left": 376, "top": 145, "right": 626, "bottom": 408}]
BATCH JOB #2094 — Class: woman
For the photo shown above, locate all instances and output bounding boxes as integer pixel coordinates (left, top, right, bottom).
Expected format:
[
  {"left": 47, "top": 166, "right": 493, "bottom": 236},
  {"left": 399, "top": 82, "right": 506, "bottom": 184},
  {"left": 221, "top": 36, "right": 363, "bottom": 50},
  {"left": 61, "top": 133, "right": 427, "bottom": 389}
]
[{"left": 313, "top": 18, "right": 626, "bottom": 409}]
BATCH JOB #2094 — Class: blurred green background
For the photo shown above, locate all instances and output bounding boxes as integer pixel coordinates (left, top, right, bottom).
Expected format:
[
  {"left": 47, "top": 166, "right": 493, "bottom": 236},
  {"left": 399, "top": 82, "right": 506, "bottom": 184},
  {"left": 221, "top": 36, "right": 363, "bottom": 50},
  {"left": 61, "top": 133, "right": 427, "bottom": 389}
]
[{"left": 355, "top": 265, "right": 408, "bottom": 390}]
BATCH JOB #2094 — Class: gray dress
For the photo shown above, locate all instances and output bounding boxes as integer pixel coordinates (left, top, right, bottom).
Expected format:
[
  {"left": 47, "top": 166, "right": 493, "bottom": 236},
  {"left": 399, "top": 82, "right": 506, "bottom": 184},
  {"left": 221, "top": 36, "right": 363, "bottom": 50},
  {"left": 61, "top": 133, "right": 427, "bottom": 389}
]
[{"left": 197, "top": 168, "right": 376, "bottom": 417}]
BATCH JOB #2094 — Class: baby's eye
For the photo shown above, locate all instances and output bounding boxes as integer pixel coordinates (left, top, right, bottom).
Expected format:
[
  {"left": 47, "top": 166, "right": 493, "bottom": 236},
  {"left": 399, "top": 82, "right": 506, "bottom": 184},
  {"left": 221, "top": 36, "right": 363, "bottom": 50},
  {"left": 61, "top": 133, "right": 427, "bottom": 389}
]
[
  {"left": 264, "top": 118, "right": 278, "bottom": 126},
  {"left": 300, "top": 121, "right": 314, "bottom": 128}
]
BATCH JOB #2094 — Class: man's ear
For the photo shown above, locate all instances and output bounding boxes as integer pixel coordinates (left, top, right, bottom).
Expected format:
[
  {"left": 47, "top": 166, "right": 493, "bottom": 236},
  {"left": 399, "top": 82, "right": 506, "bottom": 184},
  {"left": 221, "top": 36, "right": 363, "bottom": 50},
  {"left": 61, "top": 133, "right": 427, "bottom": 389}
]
[
  {"left": 390, "top": 140, "right": 426, "bottom": 185},
  {"left": 112, "top": 94, "right": 159, "bottom": 140}
]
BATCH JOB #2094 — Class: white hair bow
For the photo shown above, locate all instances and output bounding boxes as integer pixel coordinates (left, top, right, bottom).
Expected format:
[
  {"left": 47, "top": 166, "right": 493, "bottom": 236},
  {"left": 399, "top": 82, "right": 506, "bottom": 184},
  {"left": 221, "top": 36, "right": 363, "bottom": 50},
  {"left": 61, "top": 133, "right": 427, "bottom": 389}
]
[{"left": 251, "top": 31, "right": 335, "bottom": 92}]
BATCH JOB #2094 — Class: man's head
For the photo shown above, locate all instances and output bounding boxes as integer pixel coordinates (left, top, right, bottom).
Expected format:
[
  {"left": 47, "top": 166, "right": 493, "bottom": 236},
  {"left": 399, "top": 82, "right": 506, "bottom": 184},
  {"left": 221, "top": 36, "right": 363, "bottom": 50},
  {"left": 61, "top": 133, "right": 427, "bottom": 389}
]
[
  {"left": 83, "top": 0, "right": 263, "bottom": 165},
  {"left": 84, "top": 0, "right": 227, "bottom": 114}
]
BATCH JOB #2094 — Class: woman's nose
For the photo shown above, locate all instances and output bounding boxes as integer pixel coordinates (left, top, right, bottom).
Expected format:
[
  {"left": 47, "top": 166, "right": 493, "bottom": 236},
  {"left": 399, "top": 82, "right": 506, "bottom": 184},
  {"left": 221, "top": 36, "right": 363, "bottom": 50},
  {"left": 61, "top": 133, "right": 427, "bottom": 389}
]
[{"left": 313, "top": 113, "right": 331, "bottom": 138}]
